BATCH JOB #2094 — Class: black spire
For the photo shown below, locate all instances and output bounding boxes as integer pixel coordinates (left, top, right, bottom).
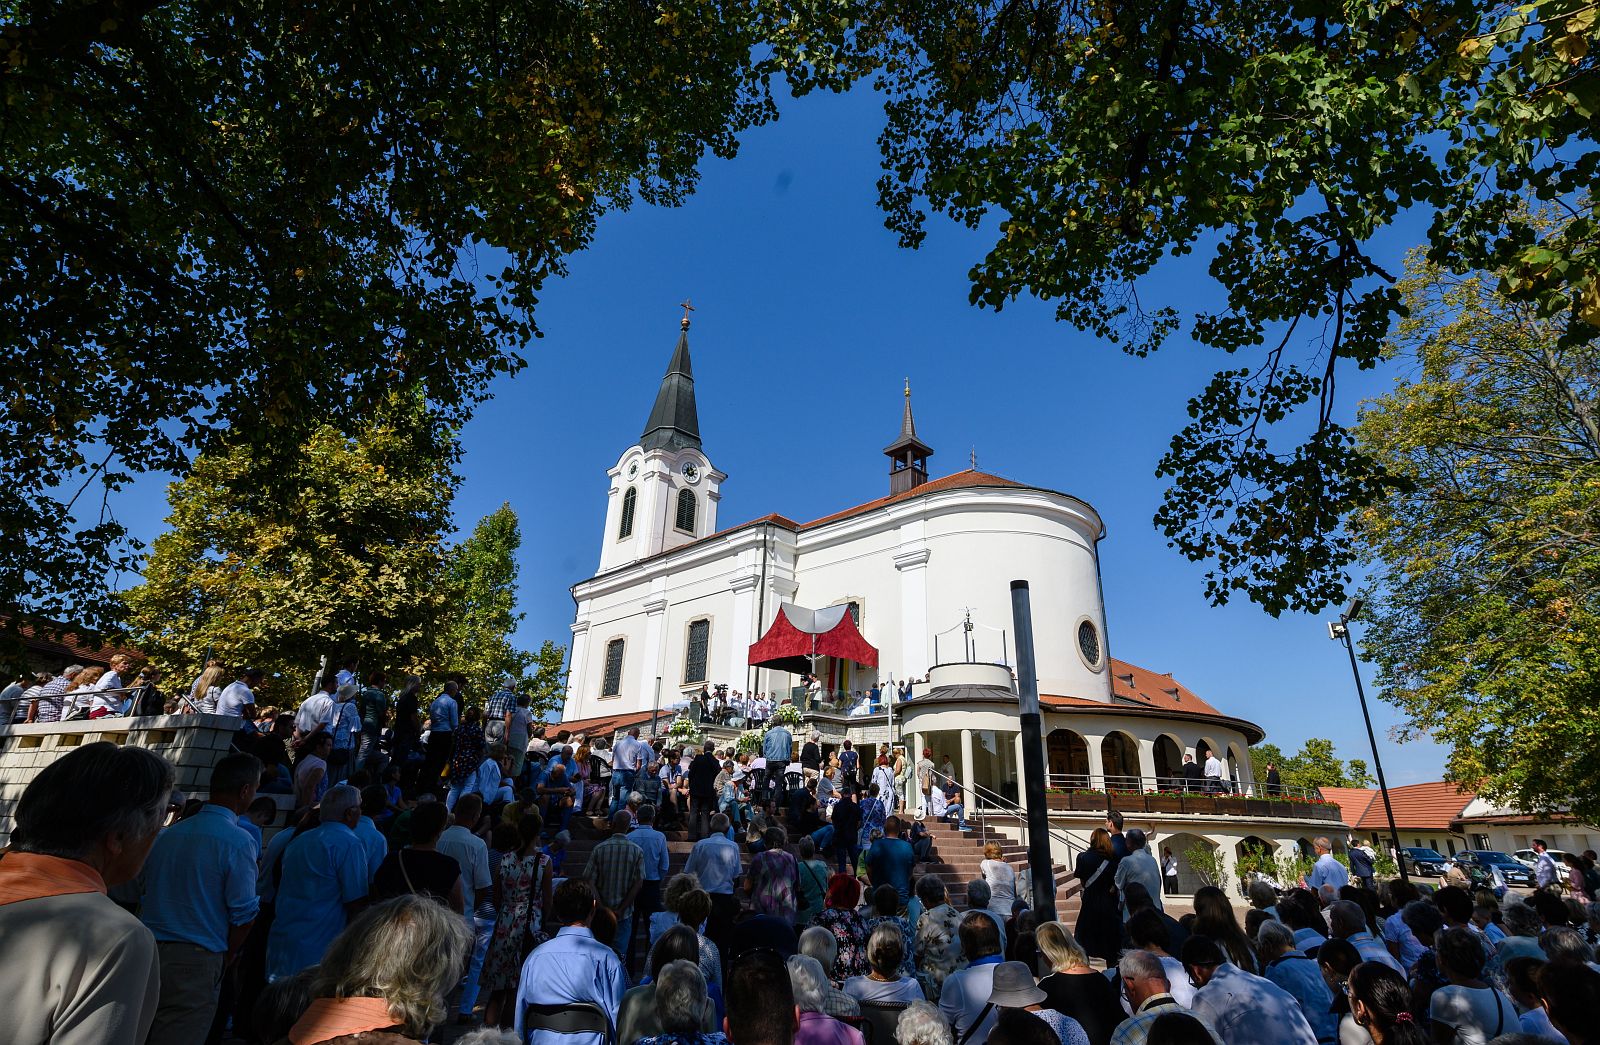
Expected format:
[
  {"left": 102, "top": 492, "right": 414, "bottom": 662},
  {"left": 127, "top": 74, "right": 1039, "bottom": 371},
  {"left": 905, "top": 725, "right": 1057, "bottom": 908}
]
[{"left": 640, "top": 313, "right": 702, "bottom": 453}]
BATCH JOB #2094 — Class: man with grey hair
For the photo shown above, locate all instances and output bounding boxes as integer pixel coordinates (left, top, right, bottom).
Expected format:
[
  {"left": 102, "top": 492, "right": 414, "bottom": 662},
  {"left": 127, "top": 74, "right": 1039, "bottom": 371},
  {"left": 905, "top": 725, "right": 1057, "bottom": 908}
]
[
  {"left": 1328, "top": 899, "right": 1403, "bottom": 973},
  {"left": 0, "top": 741, "right": 173, "bottom": 1044},
  {"left": 896, "top": 1000, "right": 954, "bottom": 1045},
  {"left": 266, "top": 783, "right": 370, "bottom": 980},
  {"left": 23, "top": 663, "right": 79, "bottom": 723},
  {"left": 1305, "top": 837, "right": 1349, "bottom": 895},
  {"left": 1114, "top": 828, "right": 1164, "bottom": 916},
  {"left": 798, "top": 926, "right": 862, "bottom": 1017},
  {"left": 786, "top": 953, "right": 853, "bottom": 1043},
  {"left": 1113, "top": 949, "right": 1213, "bottom": 1045},
  {"left": 586, "top": 810, "right": 646, "bottom": 961},
  {"left": 1256, "top": 920, "right": 1337, "bottom": 1044}
]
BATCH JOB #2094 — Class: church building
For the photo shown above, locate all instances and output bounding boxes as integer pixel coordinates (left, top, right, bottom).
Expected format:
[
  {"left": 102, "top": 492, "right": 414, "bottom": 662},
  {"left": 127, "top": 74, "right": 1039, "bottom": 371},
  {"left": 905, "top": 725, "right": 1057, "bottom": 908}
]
[{"left": 563, "top": 313, "right": 1116, "bottom": 723}]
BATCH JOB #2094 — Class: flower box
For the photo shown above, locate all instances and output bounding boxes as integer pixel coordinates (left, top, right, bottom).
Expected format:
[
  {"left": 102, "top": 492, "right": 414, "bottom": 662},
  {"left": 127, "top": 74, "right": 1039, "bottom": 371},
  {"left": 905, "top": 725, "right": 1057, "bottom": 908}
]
[
  {"left": 1216, "top": 797, "right": 1249, "bottom": 815},
  {"left": 1183, "top": 795, "right": 1220, "bottom": 815},
  {"left": 1045, "top": 792, "right": 1074, "bottom": 810},
  {"left": 1071, "top": 791, "right": 1109, "bottom": 812},
  {"left": 1145, "top": 794, "right": 1186, "bottom": 814},
  {"left": 1246, "top": 799, "right": 1275, "bottom": 817}
]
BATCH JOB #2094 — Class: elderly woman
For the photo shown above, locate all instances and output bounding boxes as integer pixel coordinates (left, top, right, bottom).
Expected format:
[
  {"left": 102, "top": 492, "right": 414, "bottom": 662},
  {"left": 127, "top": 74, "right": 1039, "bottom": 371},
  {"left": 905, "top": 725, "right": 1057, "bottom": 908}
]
[
  {"left": 0, "top": 742, "right": 174, "bottom": 1045},
  {"left": 895, "top": 1000, "right": 953, "bottom": 1045},
  {"left": 651, "top": 872, "right": 705, "bottom": 946},
  {"left": 844, "top": 923, "right": 924, "bottom": 1003},
  {"left": 647, "top": 887, "right": 724, "bottom": 988},
  {"left": 814, "top": 873, "right": 871, "bottom": 983},
  {"left": 789, "top": 954, "right": 867, "bottom": 1045},
  {"left": 621, "top": 928, "right": 724, "bottom": 1044},
  {"left": 863, "top": 884, "right": 917, "bottom": 976},
  {"left": 283, "top": 894, "right": 473, "bottom": 1044},
  {"left": 635, "top": 959, "right": 728, "bottom": 1045},
  {"left": 1035, "top": 921, "right": 1125, "bottom": 1045},
  {"left": 750, "top": 826, "right": 800, "bottom": 920}
]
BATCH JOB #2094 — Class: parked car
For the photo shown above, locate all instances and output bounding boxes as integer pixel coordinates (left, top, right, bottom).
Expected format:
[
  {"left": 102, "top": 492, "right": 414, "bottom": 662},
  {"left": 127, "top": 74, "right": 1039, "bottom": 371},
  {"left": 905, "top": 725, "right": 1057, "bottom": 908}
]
[
  {"left": 1455, "top": 850, "right": 1536, "bottom": 890},
  {"left": 1513, "top": 848, "right": 1571, "bottom": 871},
  {"left": 1402, "top": 847, "right": 1448, "bottom": 877}
]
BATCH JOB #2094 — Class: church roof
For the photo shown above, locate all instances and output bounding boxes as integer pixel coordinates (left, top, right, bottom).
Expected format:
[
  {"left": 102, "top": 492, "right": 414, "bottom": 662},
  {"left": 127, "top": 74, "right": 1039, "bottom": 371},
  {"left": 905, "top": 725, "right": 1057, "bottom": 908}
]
[
  {"left": 802, "top": 470, "right": 1029, "bottom": 529},
  {"left": 640, "top": 322, "right": 701, "bottom": 453},
  {"left": 883, "top": 381, "right": 933, "bottom": 457}
]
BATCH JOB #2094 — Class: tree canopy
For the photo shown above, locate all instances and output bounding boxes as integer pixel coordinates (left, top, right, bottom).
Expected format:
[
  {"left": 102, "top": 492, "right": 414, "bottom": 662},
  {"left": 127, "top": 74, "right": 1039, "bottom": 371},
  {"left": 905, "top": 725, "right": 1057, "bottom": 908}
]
[
  {"left": 436, "top": 503, "right": 567, "bottom": 715},
  {"left": 1, "top": 0, "right": 785, "bottom": 640},
  {"left": 121, "top": 395, "right": 459, "bottom": 699},
  {"left": 1251, "top": 737, "right": 1375, "bottom": 792},
  {"left": 1355, "top": 234, "right": 1600, "bottom": 820}
]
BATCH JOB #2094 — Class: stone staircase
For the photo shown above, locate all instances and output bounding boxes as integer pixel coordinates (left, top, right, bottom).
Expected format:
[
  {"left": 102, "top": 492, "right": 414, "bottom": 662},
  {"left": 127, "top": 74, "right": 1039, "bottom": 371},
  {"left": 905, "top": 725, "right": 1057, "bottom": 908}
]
[{"left": 559, "top": 810, "right": 1081, "bottom": 950}]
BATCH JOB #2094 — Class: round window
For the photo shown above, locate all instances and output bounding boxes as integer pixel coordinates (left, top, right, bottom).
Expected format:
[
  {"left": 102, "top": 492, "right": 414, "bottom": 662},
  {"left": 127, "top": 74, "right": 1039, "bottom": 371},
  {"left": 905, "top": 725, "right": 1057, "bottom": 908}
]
[{"left": 1077, "top": 620, "right": 1102, "bottom": 668}]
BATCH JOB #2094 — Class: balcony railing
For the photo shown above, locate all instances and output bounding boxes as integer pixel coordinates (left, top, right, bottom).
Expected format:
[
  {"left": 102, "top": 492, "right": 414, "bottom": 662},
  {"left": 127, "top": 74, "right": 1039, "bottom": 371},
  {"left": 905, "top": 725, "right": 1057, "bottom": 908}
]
[
  {"left": 1033, "top": 774, "right": 1342, "bottom": 821},
  {"left": 1046, "top": 772, "right": 1323, "bottom": 803}
]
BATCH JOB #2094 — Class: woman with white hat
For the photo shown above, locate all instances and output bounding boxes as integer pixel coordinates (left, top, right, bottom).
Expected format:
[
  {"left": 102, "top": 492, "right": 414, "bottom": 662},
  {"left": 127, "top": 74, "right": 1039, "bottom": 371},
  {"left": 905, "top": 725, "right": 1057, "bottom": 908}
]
[{"left": 987, "top": 961, "right": 1091, "bottom": 1045}]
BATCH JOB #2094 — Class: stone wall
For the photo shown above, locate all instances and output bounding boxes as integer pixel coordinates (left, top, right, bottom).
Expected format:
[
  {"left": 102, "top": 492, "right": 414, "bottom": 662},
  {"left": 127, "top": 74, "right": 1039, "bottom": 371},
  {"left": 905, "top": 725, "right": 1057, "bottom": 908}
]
[{"left": 0, "top": 714, "right": 293, "bottom": 845}]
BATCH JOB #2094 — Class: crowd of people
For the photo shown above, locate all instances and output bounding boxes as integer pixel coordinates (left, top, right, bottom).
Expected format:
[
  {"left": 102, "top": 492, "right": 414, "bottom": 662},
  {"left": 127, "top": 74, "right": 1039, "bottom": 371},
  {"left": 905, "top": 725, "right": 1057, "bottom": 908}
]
[{"left": 2, "top": 670, "right": 1598, "bottom": 1045}]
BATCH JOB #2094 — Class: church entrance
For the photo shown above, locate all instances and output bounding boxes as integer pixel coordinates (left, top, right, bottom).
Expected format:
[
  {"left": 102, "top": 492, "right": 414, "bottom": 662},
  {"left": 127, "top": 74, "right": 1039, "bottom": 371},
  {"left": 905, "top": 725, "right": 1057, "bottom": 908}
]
[{"left": 1047, "top": 729, "right": 1090, "bottom": 789}]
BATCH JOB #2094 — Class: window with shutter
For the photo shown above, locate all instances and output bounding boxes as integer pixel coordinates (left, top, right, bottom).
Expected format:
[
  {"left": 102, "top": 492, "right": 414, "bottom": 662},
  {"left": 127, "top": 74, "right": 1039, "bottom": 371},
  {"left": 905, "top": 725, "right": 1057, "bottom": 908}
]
[
  {"left": 602, "top": 639, "right": 625, "bottom": 696},
  {"left": 675, "top": 488, "right": 697, "bottom": 532},
  {"left": 618, "top": 488, "right": 637, "bottom": 540},
  {"left": 684, "top": 620, "right": 710, "bottom": 683}
]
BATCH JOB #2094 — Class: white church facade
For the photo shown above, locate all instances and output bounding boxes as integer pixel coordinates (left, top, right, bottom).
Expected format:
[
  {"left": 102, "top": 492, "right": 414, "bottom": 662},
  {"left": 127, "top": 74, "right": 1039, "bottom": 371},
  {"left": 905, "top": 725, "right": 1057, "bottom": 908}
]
[{"left": 561, "top": 316, "right": 1352, "bottom": 891}]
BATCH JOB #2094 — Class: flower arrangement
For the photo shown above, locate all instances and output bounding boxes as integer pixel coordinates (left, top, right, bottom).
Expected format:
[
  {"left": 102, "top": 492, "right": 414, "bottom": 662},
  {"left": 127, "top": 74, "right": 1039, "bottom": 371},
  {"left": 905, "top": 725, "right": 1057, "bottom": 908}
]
[
  {"left": 666, "top": 714, "right": 703, "bottom": 746},
  {"left": 769, "top": 701, "right": 804, "bottom": 728},
  {"left": 736, "top": 729, "right": 765, "bottom": 755}
]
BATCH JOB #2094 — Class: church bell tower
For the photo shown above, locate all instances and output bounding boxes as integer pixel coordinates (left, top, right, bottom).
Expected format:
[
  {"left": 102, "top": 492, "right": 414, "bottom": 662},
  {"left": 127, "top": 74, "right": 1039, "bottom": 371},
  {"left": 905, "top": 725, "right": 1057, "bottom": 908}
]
[
  {"left": 598, "top": 307, "right": 724, "bottom": 572},
  {"left": 883, "top": 380, "right": 933, "bottom": 495}
]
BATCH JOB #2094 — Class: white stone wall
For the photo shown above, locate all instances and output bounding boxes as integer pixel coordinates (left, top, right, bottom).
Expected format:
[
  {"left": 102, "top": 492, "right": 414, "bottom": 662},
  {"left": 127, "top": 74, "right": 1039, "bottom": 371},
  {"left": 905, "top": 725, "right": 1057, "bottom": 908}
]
[{"left": 0, "top": 715, "right": 283, "bottom": 846}]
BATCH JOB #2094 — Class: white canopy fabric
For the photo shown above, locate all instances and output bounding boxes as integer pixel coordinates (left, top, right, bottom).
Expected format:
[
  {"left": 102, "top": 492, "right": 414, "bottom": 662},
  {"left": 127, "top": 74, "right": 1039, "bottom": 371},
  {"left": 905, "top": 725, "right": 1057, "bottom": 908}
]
[{"left": 780, "top": 603, "right": 852, "bottom": 635}]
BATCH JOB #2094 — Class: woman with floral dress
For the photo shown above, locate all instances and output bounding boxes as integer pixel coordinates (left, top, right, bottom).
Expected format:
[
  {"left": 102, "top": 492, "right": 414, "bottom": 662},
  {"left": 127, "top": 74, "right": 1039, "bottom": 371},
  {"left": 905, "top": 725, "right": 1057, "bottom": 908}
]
[
  {"left": 750, "top": 826, "right": 799, "bottom": 921},
  {"left": 857, "top": 784, "right": 887, "bottom": 850},
  {"left": 813, "top": 873, "right": 870, "bottom": 984},
  {"left": 481, "top": 814, "right": 553, "bottom": 1028},
  {"left": 449, "top": 707, "right": 487, "bottom": 800}
]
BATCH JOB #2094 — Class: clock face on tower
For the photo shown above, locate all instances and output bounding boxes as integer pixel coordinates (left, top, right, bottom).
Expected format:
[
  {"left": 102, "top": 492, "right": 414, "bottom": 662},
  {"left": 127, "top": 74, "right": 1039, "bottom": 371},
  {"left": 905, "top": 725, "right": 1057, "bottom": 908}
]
[
  {"left": 681, "top": 461, "right": 700, "bottom": 483},
  {"left": 626, "top": 462, "right": 639, "bottom": 480}
]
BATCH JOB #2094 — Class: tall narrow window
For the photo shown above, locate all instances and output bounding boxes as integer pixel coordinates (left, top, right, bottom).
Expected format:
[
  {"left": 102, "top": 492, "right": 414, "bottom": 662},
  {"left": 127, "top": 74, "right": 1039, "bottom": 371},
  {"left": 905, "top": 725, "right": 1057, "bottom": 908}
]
[
  {"left": 675, "top": 488, "right": 697, "bottom": 532},
  {"left": 847, "top": 601, "right": 861, "bottom": 625},
  {"left": 618, "top": 487, "right": 637, "bottom": 540},
  {"left": 684, "top": 619, "right": 711, "bottom": 684},
  {"left": 602, "top": 639, "right": 625, "bottom": 696}
]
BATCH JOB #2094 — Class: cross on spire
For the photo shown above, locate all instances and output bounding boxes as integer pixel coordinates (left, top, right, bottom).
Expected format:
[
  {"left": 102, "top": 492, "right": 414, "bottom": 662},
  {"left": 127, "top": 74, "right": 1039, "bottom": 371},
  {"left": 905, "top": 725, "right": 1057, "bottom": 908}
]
[
  {"left": 679, "top": 298, "right": 695, "bottom": 329},
  {"left": 971, "top": 446, "right": 978, "bottom": 471}
]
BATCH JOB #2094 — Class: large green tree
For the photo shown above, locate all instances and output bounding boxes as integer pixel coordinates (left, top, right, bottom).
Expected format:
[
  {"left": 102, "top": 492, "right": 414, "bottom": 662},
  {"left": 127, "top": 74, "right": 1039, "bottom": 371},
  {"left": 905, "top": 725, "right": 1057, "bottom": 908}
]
[
  {"left": 1355, "top": 237, "right": 1600, "bottom": 820},
  {"left": 1, "top": 0, "right": 788, "bottom": 641},
  {"left": 1251, "top": 738, "right": 1374, "bottom": 792},
  {"left": 436, "top": 503, "right": 567, "bottom": 715},
  {"left": 122, "top": 396, "right": 458, "bottom": 699},
  {"left": 777, "top": 0, "right": 1599, "bottom": 614}
]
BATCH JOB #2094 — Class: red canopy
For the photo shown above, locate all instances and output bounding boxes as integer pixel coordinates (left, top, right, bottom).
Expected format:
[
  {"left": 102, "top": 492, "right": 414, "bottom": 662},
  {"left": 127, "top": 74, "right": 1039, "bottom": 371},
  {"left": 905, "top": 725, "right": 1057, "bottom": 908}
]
[{"left": 748, "top": 603, "right": 880, "bottom": 674}]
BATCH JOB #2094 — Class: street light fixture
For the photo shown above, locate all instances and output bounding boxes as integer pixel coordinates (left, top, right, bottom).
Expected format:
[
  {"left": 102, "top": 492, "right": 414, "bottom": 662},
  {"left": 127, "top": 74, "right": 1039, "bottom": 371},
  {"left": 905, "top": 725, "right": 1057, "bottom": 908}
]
[{"left": 1329, "top": 597, "right": 1409, "bottom": 882}]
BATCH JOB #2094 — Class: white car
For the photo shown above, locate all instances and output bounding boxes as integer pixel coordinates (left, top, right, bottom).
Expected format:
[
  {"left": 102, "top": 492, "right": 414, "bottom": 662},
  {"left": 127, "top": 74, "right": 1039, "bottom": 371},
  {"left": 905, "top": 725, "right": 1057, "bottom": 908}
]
[{"left": 1512, "top": 848, "right": 1569, "bottom": 870}]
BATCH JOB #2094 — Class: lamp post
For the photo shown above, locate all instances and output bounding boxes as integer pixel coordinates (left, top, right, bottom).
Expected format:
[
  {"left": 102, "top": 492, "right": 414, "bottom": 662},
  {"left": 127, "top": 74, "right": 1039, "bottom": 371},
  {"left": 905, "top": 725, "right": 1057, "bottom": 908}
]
[
  {"left": 1010, "top": 580, "right": 1057, "bottom": 920},
  {"left": 1328, "top": 598, "right": 1409, "bottom": 883}
]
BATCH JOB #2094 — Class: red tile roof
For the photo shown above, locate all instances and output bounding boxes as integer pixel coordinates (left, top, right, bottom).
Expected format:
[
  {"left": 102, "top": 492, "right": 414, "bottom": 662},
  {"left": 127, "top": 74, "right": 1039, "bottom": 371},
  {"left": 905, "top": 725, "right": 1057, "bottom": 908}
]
[
  {"left": 800, "top": 470, "right": 1031, "bottom": 529},
  {"left": 1317, "top": 782, "right": 1476, "bottom": 831},
  {"left": 1319, "top": 787, "right": 1381, "bottom": 830},
  {"left": 548, "top": 708, "right": 658, "bottom": 740},
  {"left": 1, "top": 615, "right": 140, "bottom": 668}
]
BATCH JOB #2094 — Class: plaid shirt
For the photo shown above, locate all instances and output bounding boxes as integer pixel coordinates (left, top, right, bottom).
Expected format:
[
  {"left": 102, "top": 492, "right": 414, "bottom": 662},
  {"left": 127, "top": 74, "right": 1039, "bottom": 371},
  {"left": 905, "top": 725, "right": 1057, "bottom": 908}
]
[
  {"left": 486, "top": 688, "right": 516, "bottom": 720},
  {"left": 1111, "top": 996, "right": 1217, "bottom": 1045},
  {"left": 585, "top": 833, "right": 645, "bottom": 912},
  {"left": 32, "top": 676, "right": 71, "bottom": 723}
]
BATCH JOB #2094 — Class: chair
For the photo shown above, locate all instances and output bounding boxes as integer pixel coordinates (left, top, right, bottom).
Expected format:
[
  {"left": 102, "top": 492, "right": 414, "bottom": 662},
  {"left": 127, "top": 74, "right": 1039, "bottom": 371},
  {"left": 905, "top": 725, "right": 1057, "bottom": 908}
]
[
  {"left": 857, "top": 999, "right": 912, "bottom": 1045},
  {"left": 520, "top": 1001, "right": 614, "bottom": 1045}
]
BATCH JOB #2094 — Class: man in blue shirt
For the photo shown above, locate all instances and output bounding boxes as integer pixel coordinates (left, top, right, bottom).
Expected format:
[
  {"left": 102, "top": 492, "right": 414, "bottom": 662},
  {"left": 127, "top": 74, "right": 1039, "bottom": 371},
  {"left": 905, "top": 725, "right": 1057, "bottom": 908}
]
[
  {"left": 140, "top": 752, "right": 263, "bottom": 1045},
  {"left": 762, "top": 720, "right": 793, "bottom": 810},
  {"left": 354, "top": 786, "right": 390, "bottom": 883},
  {"left": 515, "top": 879, "right": 626, "bottom": 1045},
  {"left": 866, "top": 815, "right": 917, "bottom": 909},
  {"left": 629, "top": 802, "right": 672, "bottom": 963},
  {"left": 684, "top": 811, "right": 744, "bottom": 953},
  {"left": 422, "top": 681, "right": 461, "bottom": 795},
  {"left": 610, "top": 726, "right": 648, "bottom": 816},
  {"left": 266, "top": 784, "right": 370, "bottom": 980},
  {"left": 1305, "top": 837, "right": 1350, "bottom": 894}
]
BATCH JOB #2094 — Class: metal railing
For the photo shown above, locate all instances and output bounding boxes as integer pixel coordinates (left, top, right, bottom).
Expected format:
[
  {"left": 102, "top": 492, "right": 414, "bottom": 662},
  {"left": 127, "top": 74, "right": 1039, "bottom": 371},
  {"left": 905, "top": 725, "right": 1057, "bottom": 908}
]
[
  {"left": 927, "top": 766, "right": 1080, "bottom": 867},
  {"left": 1045, "top": 772, "right": 1323, "bottom": 802}
]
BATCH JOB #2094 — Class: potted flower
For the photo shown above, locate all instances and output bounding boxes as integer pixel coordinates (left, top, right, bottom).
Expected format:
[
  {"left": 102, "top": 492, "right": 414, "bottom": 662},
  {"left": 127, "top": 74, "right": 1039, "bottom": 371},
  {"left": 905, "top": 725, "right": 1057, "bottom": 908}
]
[
  {"left": 735, "top": 729, "right": 765, "bottom": 756},
  {"left": 1045, "top": 788, "right": 1073, "bottom": 810},
  {"left": 769, "top": 701, "right": 804, "bottom": 729},
  {"left": 1183, "top": 792, "right": 1220, "bottom": 815},
  {"left": 1216, "top": 793, "right": 1249, "bottom": 815},
  {"left": 1145, "top": 790, "right": 1186, "bottom": 814},
  {"left": 1071, "top": 789, "right": 1108, "bottom": 812},
  {"left": 666, "top": 714, "right": 703, "bottom": 748}
]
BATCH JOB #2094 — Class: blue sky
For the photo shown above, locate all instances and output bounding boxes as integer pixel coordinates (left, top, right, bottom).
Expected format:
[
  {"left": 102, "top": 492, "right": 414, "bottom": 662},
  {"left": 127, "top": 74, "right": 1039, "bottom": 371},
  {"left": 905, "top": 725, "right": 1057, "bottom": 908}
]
[{"left": 112, "top": 83, "right": 1450, "bottom": 783}]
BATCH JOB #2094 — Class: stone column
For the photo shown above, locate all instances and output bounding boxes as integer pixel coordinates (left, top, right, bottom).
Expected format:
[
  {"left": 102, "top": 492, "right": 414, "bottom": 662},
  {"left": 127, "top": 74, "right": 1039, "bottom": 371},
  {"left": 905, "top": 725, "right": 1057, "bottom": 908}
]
[
  {"left": 727, "top": 573, "right": 759, "bottom": 695},
  {"left": 1085, "top": 733, "right": 1106, "bottom": 792},
  {"left": 641, "top": 598, "right": 668, "bottom": 716},
  {"left": 894, "top": 546, "right": 932, "bottom": 677},
  {"left": 960, "top": 728, "right": 976, "bottom": 808},
  {"left": 1137, "top": 737, "right": 1158, "bottom": 791}
]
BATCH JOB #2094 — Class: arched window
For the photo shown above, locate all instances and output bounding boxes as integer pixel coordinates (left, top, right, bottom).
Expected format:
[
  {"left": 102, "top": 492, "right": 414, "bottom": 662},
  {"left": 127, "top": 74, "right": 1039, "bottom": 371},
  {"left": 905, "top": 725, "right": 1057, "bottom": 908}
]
[
  {"left": 602, "top": 639, "right": 625, "bottom": 697},
  {"left": 618, "top": 488, "right": 637, "bottom": 540},
  {"left": 675, "top": 488, "right": 697, "bottom": 532},
  {"left": 684, "top": 619, "right": 711, "bottom": 683}
]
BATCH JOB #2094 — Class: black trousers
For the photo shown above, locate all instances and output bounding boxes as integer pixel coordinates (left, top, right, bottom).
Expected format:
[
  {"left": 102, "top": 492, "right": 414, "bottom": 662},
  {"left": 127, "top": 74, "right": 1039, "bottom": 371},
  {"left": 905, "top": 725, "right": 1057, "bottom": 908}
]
[
  {"left": 421, "top": 730, "right": 455, "bottom": 794},
  {"left": 691, "top": 794, "right": 717, "bottom": 839}
]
